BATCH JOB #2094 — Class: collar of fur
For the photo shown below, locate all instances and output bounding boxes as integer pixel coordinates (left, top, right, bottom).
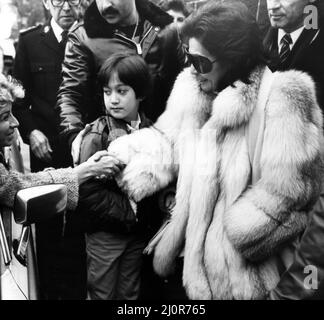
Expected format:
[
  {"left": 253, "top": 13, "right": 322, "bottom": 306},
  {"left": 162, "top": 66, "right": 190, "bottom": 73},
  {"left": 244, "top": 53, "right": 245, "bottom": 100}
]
[
  {"left": 84, "top": 0, "right": 173, "bottom": 38},
  {"left": 165, "top": 66, "right": 265, "bottom": 138}
]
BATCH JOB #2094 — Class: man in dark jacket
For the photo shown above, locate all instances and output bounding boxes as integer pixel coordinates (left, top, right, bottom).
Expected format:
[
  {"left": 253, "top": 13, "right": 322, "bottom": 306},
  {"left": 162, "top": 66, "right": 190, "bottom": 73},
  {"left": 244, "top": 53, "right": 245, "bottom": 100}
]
[
  {"left": 56, "top": 0, "right": 185, "bottom": 163},
  {"left": 264, "top": 0, "right": 324, "bottom": 300},
  {"left": 264, "top": 0, "right": 324, "bottom": 110},
  {"left": 12, "top": 0, "right": 87, "bottom": 300}
]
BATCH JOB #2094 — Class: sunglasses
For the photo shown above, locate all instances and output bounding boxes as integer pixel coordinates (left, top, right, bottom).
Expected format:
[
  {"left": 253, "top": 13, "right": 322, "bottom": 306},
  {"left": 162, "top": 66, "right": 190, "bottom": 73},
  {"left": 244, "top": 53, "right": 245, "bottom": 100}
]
[{"left": 185, "top": 47, "right": 218, "bottom": 74}]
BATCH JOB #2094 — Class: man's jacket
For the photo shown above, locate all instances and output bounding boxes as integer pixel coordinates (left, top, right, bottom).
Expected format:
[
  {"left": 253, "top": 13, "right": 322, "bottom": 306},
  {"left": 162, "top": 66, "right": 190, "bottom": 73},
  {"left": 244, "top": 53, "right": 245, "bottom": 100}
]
[
  {"left": 263, "top": 1, "right": 324, "bottom": 111},
  {"left": 13, "top": 23, "right": 65, "bottom": 142},
  {"left": 56, "top": 0, "right": 185, "bottom": 146},
  {"left": 12, "top": 23, "right": 73, "bottom": 170}
]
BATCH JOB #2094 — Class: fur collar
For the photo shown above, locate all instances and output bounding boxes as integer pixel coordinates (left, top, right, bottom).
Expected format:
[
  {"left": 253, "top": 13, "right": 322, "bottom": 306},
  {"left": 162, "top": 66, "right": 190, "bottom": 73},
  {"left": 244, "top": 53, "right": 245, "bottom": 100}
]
[
  {"left": 170, "top": 66, "right": 264, "bottom": 138},
  {"left": 84, "top": 0, "right": 173, "bottom": 38},
  {"left": 209, "top": 66, "right": 263, "bottom": 136}
]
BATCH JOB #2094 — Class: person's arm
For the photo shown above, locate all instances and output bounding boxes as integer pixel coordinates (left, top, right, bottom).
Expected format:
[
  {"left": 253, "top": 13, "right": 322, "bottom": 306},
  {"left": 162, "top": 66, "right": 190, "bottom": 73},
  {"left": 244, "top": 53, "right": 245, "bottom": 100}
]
[
  {"left": 109, "top": 126, "right": 177, "bottom": 202},
  {"left": 161, "top": 25, "right": 186, "bottom": 86},
  {"left": 224, "top": 71, "right": 323, "bottom": 262},
  {"left": 0, "top": 162, "right": 79, "bottom": 210},
  {"left": 0, "top": 151, "right": 122, "bottom": 211},
  {"left": 56, "top": 29, "right": 93, "bottom": 146}
]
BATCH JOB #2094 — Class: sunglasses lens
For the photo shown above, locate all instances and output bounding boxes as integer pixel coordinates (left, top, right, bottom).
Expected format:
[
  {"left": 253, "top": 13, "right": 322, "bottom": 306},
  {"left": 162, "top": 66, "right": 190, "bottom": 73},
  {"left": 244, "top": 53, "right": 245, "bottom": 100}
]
[{"left": 185, "top": 49, "right": 213, "bottom": 74}]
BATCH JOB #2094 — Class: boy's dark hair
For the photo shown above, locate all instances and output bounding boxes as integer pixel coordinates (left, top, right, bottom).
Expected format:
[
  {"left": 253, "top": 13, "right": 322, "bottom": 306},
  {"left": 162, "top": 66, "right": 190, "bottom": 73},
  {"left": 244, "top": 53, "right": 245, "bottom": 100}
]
[
  {"left": 161, "top": 0, "right": 190, "bottom": 17},
  {"left": 181, "top": 0, "right": 267, "bottom": 90},
  {"left": 98, "top": 52, "right": 152, "bottom": 99}
]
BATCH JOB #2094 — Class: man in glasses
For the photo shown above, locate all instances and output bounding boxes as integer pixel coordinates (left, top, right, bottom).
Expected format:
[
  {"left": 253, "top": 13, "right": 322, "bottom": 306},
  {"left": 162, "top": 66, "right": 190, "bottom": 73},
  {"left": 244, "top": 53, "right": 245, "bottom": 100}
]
[{"left": 13, "top": 0, "right": 86, "bottom": 300}]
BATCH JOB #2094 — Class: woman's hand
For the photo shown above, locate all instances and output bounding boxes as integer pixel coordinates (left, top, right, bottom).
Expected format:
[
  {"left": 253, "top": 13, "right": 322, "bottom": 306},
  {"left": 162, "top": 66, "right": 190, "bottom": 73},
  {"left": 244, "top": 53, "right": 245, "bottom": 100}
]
[{"left": 73, "top": 151, "right": 125, "bottom": 184}]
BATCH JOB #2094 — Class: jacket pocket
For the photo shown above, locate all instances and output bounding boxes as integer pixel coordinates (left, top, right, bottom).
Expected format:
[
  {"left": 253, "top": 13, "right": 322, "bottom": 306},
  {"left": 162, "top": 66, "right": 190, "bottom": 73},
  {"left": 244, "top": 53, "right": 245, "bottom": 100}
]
[{"left": 30, "top": 62, "right": 60, "bottom": 99}]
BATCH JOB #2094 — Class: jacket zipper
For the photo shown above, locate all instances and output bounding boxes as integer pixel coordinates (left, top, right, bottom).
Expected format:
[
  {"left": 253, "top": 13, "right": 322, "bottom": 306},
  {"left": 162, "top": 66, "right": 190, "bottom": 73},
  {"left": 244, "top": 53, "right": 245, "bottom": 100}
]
[{"left": 115, "top": 26, "right": 154, "bottom": 55}]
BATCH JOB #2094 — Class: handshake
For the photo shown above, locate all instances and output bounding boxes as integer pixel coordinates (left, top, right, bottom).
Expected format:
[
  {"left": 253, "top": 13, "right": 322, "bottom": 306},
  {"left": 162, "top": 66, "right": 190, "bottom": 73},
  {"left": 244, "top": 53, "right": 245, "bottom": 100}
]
[{"left": 89, "top": 150, "right": 125, "bottom": 181}]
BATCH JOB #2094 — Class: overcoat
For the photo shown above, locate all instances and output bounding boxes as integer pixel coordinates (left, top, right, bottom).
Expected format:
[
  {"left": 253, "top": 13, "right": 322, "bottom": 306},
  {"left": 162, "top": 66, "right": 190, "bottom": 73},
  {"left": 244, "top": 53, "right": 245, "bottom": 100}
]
[{"left": 109, "top": 66, "right": 323, "bottom": 299}]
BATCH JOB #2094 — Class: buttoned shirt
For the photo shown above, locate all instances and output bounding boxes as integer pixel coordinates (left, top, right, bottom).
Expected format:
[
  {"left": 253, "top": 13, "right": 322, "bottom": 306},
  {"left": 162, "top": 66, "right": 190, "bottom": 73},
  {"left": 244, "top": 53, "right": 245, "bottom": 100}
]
[
  {"left": 50, "top": 18, "right": 77, "bottom": 42},
  {"left": 126, "top": 114, "right": 141, "bottom": 133},
  {"left": 278, "top": 26, "right": 304, "bottom": 53}
]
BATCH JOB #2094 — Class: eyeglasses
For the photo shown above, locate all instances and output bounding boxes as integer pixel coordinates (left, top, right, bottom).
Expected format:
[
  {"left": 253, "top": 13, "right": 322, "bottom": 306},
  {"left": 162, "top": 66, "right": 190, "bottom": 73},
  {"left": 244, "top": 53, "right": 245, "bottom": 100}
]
[
  {"left": 51, "top": 0, "right": 81, "bottom": 7},
  {"left": 185, "top": 47, "right": 218, "bottom": 74}
]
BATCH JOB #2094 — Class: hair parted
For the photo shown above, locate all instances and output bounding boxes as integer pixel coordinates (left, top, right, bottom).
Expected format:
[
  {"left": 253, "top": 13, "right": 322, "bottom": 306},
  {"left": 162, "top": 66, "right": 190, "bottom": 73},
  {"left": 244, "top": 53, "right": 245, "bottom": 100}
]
[
  {"left": 98, "top": 52, "right": 152, "bottom": 99},
  {"left": 181, "top": 0, "right": 267, "bottom": 89}
]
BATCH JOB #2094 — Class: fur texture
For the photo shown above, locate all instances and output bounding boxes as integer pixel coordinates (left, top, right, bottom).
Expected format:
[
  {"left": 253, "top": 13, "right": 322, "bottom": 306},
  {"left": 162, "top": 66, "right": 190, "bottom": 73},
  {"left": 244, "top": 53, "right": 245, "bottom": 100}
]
[{"left": 108, "top": 66, "right": 323, "bottom": 299}]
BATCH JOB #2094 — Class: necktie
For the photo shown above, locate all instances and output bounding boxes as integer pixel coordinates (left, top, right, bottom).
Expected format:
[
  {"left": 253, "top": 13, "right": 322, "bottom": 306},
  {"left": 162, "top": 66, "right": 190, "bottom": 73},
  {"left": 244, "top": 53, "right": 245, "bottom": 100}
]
[
  {"left": 60, "top": 30, "right": 68, "bottom": 52},
  {"left": 279, "top": 33, "right": 292, "bottom": 64}
]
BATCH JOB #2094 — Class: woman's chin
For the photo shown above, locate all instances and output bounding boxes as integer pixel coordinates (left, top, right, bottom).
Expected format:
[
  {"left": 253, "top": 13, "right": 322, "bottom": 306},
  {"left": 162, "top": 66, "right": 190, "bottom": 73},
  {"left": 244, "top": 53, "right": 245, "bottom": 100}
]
[{"left": 199, "top": 82, "right": 213, "bottom": 94}]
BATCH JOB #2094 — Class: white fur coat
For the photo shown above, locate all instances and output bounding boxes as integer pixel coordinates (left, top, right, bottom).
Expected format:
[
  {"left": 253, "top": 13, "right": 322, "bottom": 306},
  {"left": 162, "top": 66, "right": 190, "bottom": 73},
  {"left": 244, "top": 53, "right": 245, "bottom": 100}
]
[{"left": 109, "top": 66, "right": 323, "bottom": 299}]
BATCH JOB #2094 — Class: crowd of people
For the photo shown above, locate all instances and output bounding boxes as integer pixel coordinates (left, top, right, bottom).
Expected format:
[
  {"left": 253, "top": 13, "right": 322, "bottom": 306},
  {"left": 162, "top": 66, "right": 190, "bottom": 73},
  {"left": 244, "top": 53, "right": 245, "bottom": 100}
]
[{"left": 0, "top": 0, "right": 324, "bottom": 300}]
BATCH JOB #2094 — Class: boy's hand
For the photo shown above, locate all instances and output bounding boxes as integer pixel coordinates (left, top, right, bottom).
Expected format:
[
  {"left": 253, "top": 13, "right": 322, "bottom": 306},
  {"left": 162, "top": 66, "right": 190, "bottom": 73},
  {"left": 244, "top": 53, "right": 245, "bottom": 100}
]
[{"left": 88, "top": 152, "right": 125, "bottom": 178}]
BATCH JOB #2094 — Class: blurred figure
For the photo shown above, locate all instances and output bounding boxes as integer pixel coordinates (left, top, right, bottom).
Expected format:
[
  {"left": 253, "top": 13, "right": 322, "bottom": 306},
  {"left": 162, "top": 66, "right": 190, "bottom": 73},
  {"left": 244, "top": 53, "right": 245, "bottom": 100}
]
[
  {"left": 0, "top": 46, "right": 3, "bottom": 73},
  {"left": 12, "top": 0, "right": 86, "bottom": 300},
  {"left": 161, "top": 0, "right": 190, "bottom": 28},
  {"left": 77, "top": 0, "right": 92, "bottom": 20}
]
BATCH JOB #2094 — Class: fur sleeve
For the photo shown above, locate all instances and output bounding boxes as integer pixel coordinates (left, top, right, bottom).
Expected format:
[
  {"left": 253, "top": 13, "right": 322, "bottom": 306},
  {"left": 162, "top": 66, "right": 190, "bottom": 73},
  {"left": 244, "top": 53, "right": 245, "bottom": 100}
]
[
  {"left": 225, "top": 70, "right": 323, "bottom": 262},
  {"left": 108, "top": 68, "right": 204, "bottom": 202},
  {"left": 108, "top": 126, "right": 177, "bottom": 202}
]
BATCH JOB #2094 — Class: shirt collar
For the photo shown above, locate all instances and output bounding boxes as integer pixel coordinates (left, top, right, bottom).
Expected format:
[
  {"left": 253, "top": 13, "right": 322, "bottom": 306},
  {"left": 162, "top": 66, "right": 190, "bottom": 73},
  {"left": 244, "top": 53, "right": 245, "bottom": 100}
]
[
  {"left": 50, "top": 18, "right": 77, "bottom": 42},
  {"left": 278, "top": 26, "right": 304, "bottom": 51},
  {"left": 126, "top": 113, "right": 141, "bottom": 132},
  {"left": 50, "top": 18, "right": 64, "bottom": 43}
]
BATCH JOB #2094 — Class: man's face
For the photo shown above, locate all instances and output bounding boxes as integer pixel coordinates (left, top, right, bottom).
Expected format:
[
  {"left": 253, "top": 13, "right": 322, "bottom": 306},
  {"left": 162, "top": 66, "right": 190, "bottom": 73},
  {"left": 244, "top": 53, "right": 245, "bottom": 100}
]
[
  {"left": 96, "top": 0, "right": 136, "bottom": 26},
  {"left": 267, "top": 0, "right": 312, "bottom": 32},
  {"left": 167, "top": 9, "right": 186, "bottom": 29},
  {"left": 43, "top": 0, "right": 79, "bottom": 30}
]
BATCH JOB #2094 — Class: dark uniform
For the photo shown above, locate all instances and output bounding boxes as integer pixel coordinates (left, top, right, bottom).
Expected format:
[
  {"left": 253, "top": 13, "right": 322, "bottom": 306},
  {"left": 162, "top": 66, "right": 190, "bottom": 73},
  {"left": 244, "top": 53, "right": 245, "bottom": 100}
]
[
  {"left": 13, "top": 24, "right": 72, "bottom": 171},
  {"left": 12, "top": 23, "right": 86, "bottom": 300}
]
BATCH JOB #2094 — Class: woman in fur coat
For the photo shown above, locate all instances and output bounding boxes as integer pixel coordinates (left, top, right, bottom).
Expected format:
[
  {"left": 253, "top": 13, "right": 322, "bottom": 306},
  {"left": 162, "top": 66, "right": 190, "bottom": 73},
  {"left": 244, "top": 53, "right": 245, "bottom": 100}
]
[{"left": 108, "top": 1, "right": 323, "bottom": 299}]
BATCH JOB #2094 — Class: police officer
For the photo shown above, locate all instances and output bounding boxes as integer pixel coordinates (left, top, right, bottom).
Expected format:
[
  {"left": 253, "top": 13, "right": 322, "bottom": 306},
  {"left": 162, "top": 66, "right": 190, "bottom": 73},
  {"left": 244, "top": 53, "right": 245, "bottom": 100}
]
[{"left": 13, "top": 0, "right": 86, "bottom": 300}]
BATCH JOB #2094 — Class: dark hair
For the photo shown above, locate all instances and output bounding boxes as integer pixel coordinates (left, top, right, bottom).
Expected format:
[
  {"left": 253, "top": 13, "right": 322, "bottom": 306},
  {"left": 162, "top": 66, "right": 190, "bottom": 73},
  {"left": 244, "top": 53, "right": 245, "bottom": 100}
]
[
  {"left": 181, "top": 0, "right": 267, "bottom": 90},
  {"left": 161, "top": 0, "right": 190, "bottom": 17},
  {"left": 98, "top": 52, "right": 152, "bottom": 99}
]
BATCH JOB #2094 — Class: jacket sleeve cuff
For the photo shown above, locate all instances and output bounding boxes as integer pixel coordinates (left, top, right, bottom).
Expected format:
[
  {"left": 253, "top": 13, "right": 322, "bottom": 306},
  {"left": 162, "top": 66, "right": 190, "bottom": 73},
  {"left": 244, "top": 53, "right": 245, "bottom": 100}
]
[{"left": 46, "top": 167, "right": 79, "bottom": 210}]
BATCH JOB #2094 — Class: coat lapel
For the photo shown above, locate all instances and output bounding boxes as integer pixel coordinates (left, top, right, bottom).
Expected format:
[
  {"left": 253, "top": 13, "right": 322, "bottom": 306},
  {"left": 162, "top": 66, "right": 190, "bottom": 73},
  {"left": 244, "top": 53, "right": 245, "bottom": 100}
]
[
  {"left": 40, "top": 25, "right": 62, "bottom": 56},
  {"left": 264, "top": 27, "right": 320, "bottom": 71},
  {"left": 288, "top": 27, "right": 320, "bottom": 66}
]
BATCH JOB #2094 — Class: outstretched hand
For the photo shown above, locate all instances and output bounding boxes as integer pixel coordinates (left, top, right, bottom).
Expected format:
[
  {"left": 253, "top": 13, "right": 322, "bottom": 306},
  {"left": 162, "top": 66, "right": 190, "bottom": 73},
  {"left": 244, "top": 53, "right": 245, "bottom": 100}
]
[{"left": 88, "top": 151, "right": 126, "bottom": 179}]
